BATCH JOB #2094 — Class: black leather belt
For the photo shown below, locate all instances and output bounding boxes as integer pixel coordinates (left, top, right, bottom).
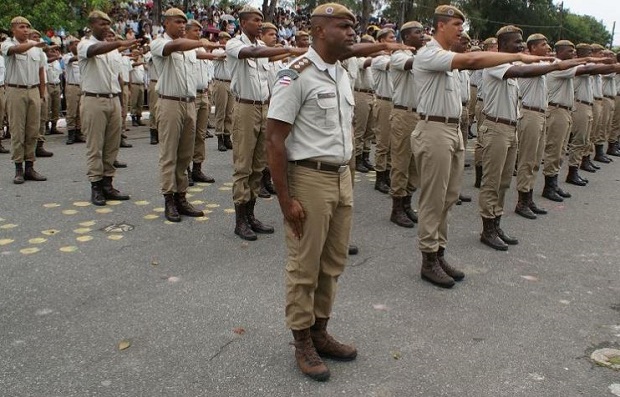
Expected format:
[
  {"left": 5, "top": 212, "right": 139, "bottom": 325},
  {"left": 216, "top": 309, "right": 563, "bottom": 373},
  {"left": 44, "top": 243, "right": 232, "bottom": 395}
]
[
  {"left": 66, "top": 83, "right": 80, "bottom": 86},
  {"left": 484, "top": 113, "right": 517, "bottom": 126},
  {"left": 47, "top": 82, "right": 61, "bottom": 86},
  {"left": 594, "top": 97, "right": 603, "bottom": 100},
  {"left": 7, "top": 83, "right": 38, "bottom": 89},
  {"left": 83, "top": 92, "right": 120, "bottom": 98},
  {"left": 548, "top": 102, "right": 571, "bottom": 110},
  {"left": 604, "top": 95, "right": 615, "bottom": 99},
  {"left": 462, "top": 102, "right": 468, "bottom": 106},
  {"left": 214, "top": 78, "right": 231, "bottom": 82},
  {"left": 236, "top": 98, "right": 269, "bottom": 105},
  {"left": 159, "top": 95, "right": 195, "bottom": 103},
  {"left": 355, "top": 88, "right": 373, "bottom": 94},
  {"left": 393, "top": 105, "right": 417, "bottom": 112},
  {"left": 576, "top": 99, "right": 593, "bottom": 106},
  {"left": 375, "top": 95, "right": 392, "bottom": 102},
  {"left": 420, "top": 114, "right": 459, "bottom": 124},
  {"left": 196, "top": 89, "right": 206, "bottom": 94},
  {"left": 150, "top": 79, "right": 158, "bottom": 83},
  {"left": 477, "top": 97, "right": 483, "bottom": 102},
  {"left": 522, "top": 105, "right": 545, "bottom": 113},
  {"left": 291, "top": 160, "right": 348, "bottom": 173}
]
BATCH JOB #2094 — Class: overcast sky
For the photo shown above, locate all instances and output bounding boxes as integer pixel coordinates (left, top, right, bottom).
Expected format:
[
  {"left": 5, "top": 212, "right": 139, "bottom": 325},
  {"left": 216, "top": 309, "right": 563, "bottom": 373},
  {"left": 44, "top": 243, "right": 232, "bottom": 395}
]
[{"left": 556, "top": 0, "right": 619, "bottom": 45}]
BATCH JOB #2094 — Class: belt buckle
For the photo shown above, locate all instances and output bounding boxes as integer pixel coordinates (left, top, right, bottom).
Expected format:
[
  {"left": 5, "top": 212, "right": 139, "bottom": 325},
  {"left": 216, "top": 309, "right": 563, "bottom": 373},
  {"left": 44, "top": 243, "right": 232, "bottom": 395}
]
[
  {"left": 107, "top": 93, "right": 113, "bottom": 98},
  {"left": 338, "top": 165, "right": 348, "bottom": 173}
]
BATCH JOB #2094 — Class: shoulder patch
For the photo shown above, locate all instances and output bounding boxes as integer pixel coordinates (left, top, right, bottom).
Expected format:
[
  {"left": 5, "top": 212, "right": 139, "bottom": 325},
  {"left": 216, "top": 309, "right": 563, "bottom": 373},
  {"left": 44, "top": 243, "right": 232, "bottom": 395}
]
[{"left": 276, "top": 68, "right": 300, "bottom": 81}]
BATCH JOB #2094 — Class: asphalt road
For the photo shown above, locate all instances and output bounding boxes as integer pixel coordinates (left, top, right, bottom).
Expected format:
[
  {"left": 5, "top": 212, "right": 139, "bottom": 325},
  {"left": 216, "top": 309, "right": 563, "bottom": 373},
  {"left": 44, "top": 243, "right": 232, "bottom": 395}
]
[{"left": 1, "top": 122, "right": 620, "bottom": 397}]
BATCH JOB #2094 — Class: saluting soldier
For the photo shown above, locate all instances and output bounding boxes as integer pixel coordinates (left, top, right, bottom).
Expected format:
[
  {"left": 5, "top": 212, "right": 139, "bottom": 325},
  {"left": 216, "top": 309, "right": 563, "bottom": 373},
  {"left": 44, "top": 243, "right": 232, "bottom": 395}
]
[
  {"left": 1, "top": 17, "right": 48, "bottom": 184},
  {"left": 352, "top": 34, "right": 376, "bottom": 173},
  {"left": 77, "top": 11, "right": 134, "bottom": 205},
  {"left": 129, "top": 49, "right": 146, "bottom": 127},
  {"left": 295, "top": 30, "right": 310, "bottom": 48},
  {"left": 0, "top": 52, "right": 8, "bottom": 153},
  {"left": 29, "top": 29, "right": 54, "bottom": 158},
  {"left": 225, "top": 6, "right": 305, "bottom": 241},
  {"left": 589, "top": 43, "right": 611, "bottom": 163},
  {"left": 63, "top": 36, "right": 85, "bottom": 145},
  {"left": 611, "top": 53, "right": 620, "bottom": 151},
  {"left": 388, "top": 20, "right": 425, "bottom": 228},
  {"left": 143, "top": 43, "right": 160, "bottom": 144},
  {"left": 211, "top": 32, "right": 233, "bottom": 152},
  {"left": 45, "top": 46, "right": 63, "bottom": 136},
  {"left": 600, "top": 50, "right": 619, "bottom": 157}
]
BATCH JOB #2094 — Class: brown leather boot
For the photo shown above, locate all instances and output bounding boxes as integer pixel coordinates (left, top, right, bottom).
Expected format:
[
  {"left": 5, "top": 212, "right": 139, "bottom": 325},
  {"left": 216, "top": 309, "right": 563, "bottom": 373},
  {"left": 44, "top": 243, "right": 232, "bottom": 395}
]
[
  {"left": 101, "top": 176, "right": 130, "bottom": 200},
  {"left": 223, "top": 135, "right": 233, "bottom": 150},
  {"left": 234, "top": 203, "right": 257, "bottom": 241},
  {"left": 35, "top": 141, "right": 53, "bottom": 157},
  {"left": 390, "top": 196, "right": 414, "bottom": 228},
  {"left": 164, "top": 194, "right": 181, "bottom": 222},
  {"left": 310, "top": 318, "right": 357, "bottom": 361},
  {"left": 480, "top": 217, "right": 508, "bottom": 251},
  {"left": 527, "top": 190, "right": 547, "bottom": 215},
  {"left": 191, "top": 162, "right": 215, "bottom": 183},
  {"left": 374, "top": 171, "right": 389, "bottom": 194},
  {"left": 246, "top": 199, "right": 274, "bottom": 234},
  {"left": 420, "top": 251, "right": 455, "bottom": 288},
  {"left": 24, "top": 161, "right": 47, "bottom": 181},
  {"left": 91, "top": 181, "right": 106, "bottom": 206},
  {"left": 292, "top": 329, "right": 330, "bottom": 382},
  {"left": 515, "top": 190, "right": 536, "bottom": 219},
  {"left": 403, "top": 195, "right": 418, "bottom": 223},
  {"left": 174, "top": 192, "right": 204, "bottom": 217},
  {"left": 13, "top": 162, "right": 24, "bottom": 184},
  {"left": 437, "top": 247, "right": 464, "bottom": 281},
  {"left": 494, "top": 216, "right": 518, "bottom": 245}
]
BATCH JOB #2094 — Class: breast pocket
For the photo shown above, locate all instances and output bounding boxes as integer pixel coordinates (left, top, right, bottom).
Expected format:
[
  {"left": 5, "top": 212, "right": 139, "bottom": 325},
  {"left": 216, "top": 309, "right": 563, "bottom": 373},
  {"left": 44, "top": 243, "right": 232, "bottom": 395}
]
[
  {"left": 445, "top": 71, "right": 455, "bottom": 91},
  {"left": 247, "top": 58, "right": 258, "bottom": 77},
  {"left": 316, "top": 92, "right": 338, "bottom": 129}
]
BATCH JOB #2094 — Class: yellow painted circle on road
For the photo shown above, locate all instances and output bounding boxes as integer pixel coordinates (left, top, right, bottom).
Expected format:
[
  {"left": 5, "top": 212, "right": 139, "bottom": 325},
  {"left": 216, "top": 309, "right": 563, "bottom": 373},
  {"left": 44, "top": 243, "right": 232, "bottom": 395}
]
[
  {"left": 218, "top": 187, "right": 232, "bottom": 191},
  {"left": 20, "top": 247, "right": 40, "bottom": 255},
  {"left": 108, "top": 235, "right": 123, "bottom": 240},
  {"left": 188, "top": 187, "right": 203, "bottom": 192},
  {"left": 43, "top": 203, "right": 61, "bottom": 208},
  {"left": 60, "top": 246, "right": 78, "bottom": 253},
  {"left": 206, "top": 204, "right": 220, "bottom": 208},
  {"left": 62, "top": 210, "right": 78, "bottom": 215},
  {"left": 190, "top": 200, "right": 204, "bottom": 205},
  {"left": 76, "top": 236, "right": 94, "bottom": 242},
  {"left": 196, "top": 216, "right": 209, "bottom": 222},
  {"left": 73, "top": 228, "right": 92, "bottom": 234},
  {"left": 153, "top": 207, "right": 164, "bottom": 213},
  {"left": 144, "top": 214, "right": 159, "bottom": 220},
  {"left": 73, "top": 201, "right": 91, "bottom": 207},
  {"left": 224, "top": 208, "right": 235, "bottom": 214},
  {"left": 28, "top": 238, "right": 47, "bottom": 244},
  {"left": 0, "top": 239, "right": 14, "bottom": 246},
  {"left": 106, "top": 200, "right": 122, "bottom": 206},
  {"left": 223, "top": 182, "right": 233, "bottom": 187},
  {"left": 95, "top": 208, "right": 113, "bottom": 214},
  {"left": 134, "top": 200, "right": 150, "bottom": 206},
  {"left": 79, "top": 221, "right": 97, "bottom": 227},
  {"left": 0, "top": 223, "right": 18, "bottom": 229},
  {"left": 41, "top": 229, "right": 60, "bottom": 236}
]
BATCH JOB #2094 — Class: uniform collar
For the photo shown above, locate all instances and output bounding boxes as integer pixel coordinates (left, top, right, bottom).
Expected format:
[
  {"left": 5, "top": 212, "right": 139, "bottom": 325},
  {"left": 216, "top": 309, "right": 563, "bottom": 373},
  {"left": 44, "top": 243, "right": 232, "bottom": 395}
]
[{"left": 306, "top": 46, "right": 334, "bottom": 72}]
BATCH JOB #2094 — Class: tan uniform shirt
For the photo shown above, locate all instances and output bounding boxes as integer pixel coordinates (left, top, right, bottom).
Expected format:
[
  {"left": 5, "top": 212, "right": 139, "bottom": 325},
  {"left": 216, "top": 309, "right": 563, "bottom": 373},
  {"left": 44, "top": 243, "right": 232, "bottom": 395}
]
[
  {"left": 1, "top": 38, "right": 45, "bottom": 85},
  {"left": 265, "top": 59, "right": 285, "bottom": 92},
  {"left": 194, "top": 48, "right": 211, "bottom": 90},
  {"left": 518, "top": 65, "right": 548, "bottom": 110},
  {"left": 574, "top": 73, "right": 594, "bottom": 103},
  {"left": 371, "top": 54, "right": 392, "bottom": 98},
  {"left": 413, "top": 38, "right": 460, "bottom": 118},
  {"left": 150, "top": 33, "right": 198, "bottom": 98},
  {"left": 267, "top": 46, "right": 354, "bottom": 164},
  {"left": 212, "top": 48, "right": 231, "bottom": 80},
  {"left": 390, "top": 50, "right": 416, "bottom": 109},
  {"left": 225, "top": 33, "right": 269, "bottom": 101},
  {"left": 602, "top": 73, "right": 616, "bottom": 97},
  {"left": 547, "top": 61, "right": 577, "bottom": 107},
  {"left": 354, "top": 57, "right": 373, "bottom": 91},
  {"left": 47, "top": 60, "right": 62, "bottom": 84},
  {"left": 340, "top": 58, "right": 357, "bottom": 91},
  {"left": 472, "top": 69, "right": 484, "bottom": 99},
  {"left": 482, "top": 63, "right": 519, "bottom": 121},
  {"left": 62, "top": 53, "right": 81, "bottom": 85},
  {"left": 593, "top": 73, "right": 603, "bottom": 99},
  {"left": 457, "top": 69, "right": 470, "bottom": 104},
  {"left": 616, "top": 74, "right": 620, "bottom": 95},
  {"left": 77, "top": 36, "right": 121, "bottom": 94},
  {"left": 144, "top": 52, "right": 159, "bottom": 81},
  {"left": 0, "top": 56, "right": 5, "bottom": 84},
  {"left": 119, "top": 55, "right": 132, "bottom": 83},
  {"left": 129, "top": 62, "right": 145, "bottom": 85}
]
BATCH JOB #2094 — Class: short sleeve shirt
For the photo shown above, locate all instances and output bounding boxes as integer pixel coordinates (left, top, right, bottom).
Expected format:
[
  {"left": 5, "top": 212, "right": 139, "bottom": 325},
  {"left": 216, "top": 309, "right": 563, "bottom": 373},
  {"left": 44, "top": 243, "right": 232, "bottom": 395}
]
[
  {"left": 547, "top": 60, "right": 577, "bottom": 107},
  {"left": 0, "top": 56, "right": 5, "bottom": 85},
  {"left": 390, "top": 50, "right": 416, "bottom": 108},
  {"left": 602, "top": 73, "right": 616, "bottom": 97},
  {"left": 518, "top": 63, "right": 549, "bottom": 110},
  {"left": 457, "top": 69, "right": 470, "bottom": 104},
  {"left": 225, "top": 33, "right": 269, "bottom": 101},
  {"left": 267, "top": 46, "right": 354, "bottom": 164},
  {"left": 62, "top": 53, "right": 80, "bottom": 85},
  {"left": 77, "top": 36, "right": 122, "bottom": 94},
  {"left": 194, "top": 48, "right": 211, "bottom": 90},
  {"left": 573, "top": 69, "right": 594, "bottom": 103},
  {"left": 144, "top": 52, "right": 160, "bottom": 81},
  {"left": 212, "top": 48, "right": 231, "bottom": 80},
  {"left": 47, "top": 60, "right": 63, "bottom": 84},
  {"left": 129, "top": 63, "right": 145, "bottom": 85},
  {"left": 354, "top": 57, "right": 373, "bottom": 91},
  {"left": 482, "top": 64, "right": 519, "bottom": 121},
  {"left": 593, "top": 74, "right": 603, "bottom": 99},
  {"left": 151, "top": 33, "right": 198, "bottom": 98},
  {"left": 371, "top": 54, "right": 392, "bottom": 98},
  {"left": 1, "top": 38, "right": 45, "bottom": 86},
  {"left": 412, "top": 38, "right": 460, "bottom": 118}
]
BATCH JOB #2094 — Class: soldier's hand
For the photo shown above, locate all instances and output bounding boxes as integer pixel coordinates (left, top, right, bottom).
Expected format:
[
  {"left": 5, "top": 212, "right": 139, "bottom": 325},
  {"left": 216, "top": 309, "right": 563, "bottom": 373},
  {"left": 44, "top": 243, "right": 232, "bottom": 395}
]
[
  {"left": 33, "top": 41, "right": 47, "bottom": 48},
  {"left": 200, "top": 39, "right": 223, "bottom": 50},
  {"left": 586, "top": 57, "right": 615, "bottom": 65},
  {"left": 284, "top": 198, "right": 305, "bottom": 239},
  {"left": 518, "top": 54, "right": 555, "bottom": 64},
  {"left": 120, "top": 39, "right": 141, "bottom": 49},
  {"left": 557, "top": 58, "right": 587, "bottom": 70},
  {"left": 289, "top": 47, "right": 307, "bottom": 56},
  {"left": 385, "top": 42, "right": 415, "bottom": 52}
]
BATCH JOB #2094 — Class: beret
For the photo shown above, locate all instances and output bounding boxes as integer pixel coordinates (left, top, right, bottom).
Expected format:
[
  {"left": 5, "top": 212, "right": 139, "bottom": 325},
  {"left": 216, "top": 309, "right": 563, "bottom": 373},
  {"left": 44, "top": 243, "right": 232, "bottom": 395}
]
[
  {"left": 401, "top": 21, "right": 423, "bottom": 31},
  {"left": 554, "top": 40, "right": 574, "bottom": 48},
  {"left": 238, "top": 6, "right": 264, "bottom": 19},
  {"left": 218, "top": 32, "right": 231, "bottom": 39},
  {"left": 360, "top": 34, "right": 375, "bottom": 43},
  {"left": 311, "top": 3, "right": 356, "bottom": 23},
  {"left": 591, "top": 43, "right": 605, "bottom": 51},
  {"left": 434, "top": 5, "right": 465, "bottom": 22},
  {"left": 526, "top": 33, "right": 547, "bottom": 43},
  {"left": 575, "top": 43, "right": 592, "bottom": 50},
  {"left": 295, "top": 30, "right": 309, "bottom": 37},
  {"left": 29, "top": 29, "right": 42, "bottom": 38},
  {"left": 470, "top": 45, "right": 481, "bottom": 52},
  {"left": 163, "top": 8, "right": 187, "bottom": 21},
  {"left": 11, "top": 16, "right": 32, "bottom": 26},
  {"left": 496, "top": 25, "right": 523, "bottom": 37},
  {"left": 88, "top": 10, "right": 112, "bottom": 23},
  {"left": 261, "top": 22, "right": 278, "bottom": 32},
  {"left": 187, "top": 19, "right": 202, "bottom": 30},
  {"left": 483, "top": 37, "right": 497, "bottom": 45},
  {"left": 376, "top": 28, "right": 395, "bottom": 40}
]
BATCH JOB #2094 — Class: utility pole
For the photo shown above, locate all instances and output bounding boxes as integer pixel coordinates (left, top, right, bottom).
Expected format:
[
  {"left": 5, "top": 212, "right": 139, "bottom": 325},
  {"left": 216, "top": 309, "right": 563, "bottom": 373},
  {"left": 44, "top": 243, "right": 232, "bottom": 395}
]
[
  {"left": 611, "top": 21, "right": 616, "bottom": 49},
  {"left": 558, "top": 1, "right": 563, "bottom": 39}
]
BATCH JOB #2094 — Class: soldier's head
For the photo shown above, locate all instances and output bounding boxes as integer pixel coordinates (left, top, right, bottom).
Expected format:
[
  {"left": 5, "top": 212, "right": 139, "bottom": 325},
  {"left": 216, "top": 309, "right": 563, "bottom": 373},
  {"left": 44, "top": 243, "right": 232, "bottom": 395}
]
[
  {"left": 399, "top": 21, "right": 425, "bottom": 49},
  {"left": 260, "top": 22, "right": 278, "bottom": 47},
  {"left": 87, "top": 10, "right": 113, "bottom": 41},
  {"left": 376, "top": 28, "right": 395, "bottom": 44},
  {"left": 575, "top": 43, "right": 592, "bottom": 58},
  {"left": 432, "top": 5, "right": 465, "bottom": 47},
  {"left": 451, "top": 31, "right": 470, "bottom": 53},
  {"left": 496, "top": 25, "right": 524, "bottom": 54},
  {"left": 66, "top": 37, "right": 79, "bottom": 54},
  {"left": 309, "top": 3, "right": 356, "bottom": 61},
  {"left": 10, "top": 17, "right": 31, "bottom": 43},
  {"left": 238, "top": 6, "right": 263, "bottom": 39},
  {"left": 29, "top": 29, "right": 42, "bottom": 42},
  {"left": 218, "top": 31, "right": 231, "bottom": 45},
  {"left": 553, "top": 40, "right": 574, "bottom": 60},
  {"left": 295, "top": 31, "right": 310, "bottom": 48},
  {"left": 185, "top": 19, "right": 202, "bottom": 40},
  {"left": 526, "top": 33, "right": 549, "bottom": 56},
  {"left": 163, "top": 8, "right": 188, "bottom": 39}
]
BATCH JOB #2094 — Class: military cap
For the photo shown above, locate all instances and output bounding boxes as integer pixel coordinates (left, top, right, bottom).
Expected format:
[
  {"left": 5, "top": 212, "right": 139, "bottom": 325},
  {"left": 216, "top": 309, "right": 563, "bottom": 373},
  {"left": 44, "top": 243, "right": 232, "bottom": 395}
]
[
  {"left": 88, "top": 10, "right": 112, "bottom": 24},
  {"left": 470, "top": 45, "right": 481, "bottom": 52},
  {"left": 11, "top": 16, "right": 32, "bottom": 26},
  {"left": 218, "top": 31, "right": 231, "bottom": 39},
  {"left": 360, "top": 34, "right": 375, "bottom": 43},
  {"left": 575, "top": 43, "right": 592, "bottom": 50},
  {"left": 65, "top": 35, "right": 79, "bottom": 44},
  {"left": 496, "top": 25, "right": 523, "bottom": 37},
  {"left": 526, "top": 33, "right": 547, "bottom": 43},
  {"left": 554, "top": 39, "right": 574, "bottom": 48},
  {"left": 400, "top": 21, "right": 423, "bottom": 32},
  {"left": 29, "top": 29, "right": 42, "bottom": 38},
  {"left": 434, "top": 5, "right": 465, "bottom": 22},
  {"left": 238, "top": 6, "right": 264, "bottom": 19},
  {"left": 376, "top": 28, "right": 395, "bottom": 40},
  {"left": 483, "top": 37, "right": 497, "bottom": 45},
  {"left": 591, "top": 43, "right": 605, "bottom": 51},
  {"left": 461, "top": 31, "right": 471, "bottom": 41},
  {"left": 311, "top": 3, "right": 356, "bottom": 23},
  {"left": 295, "top": 30, "right": 309, "bottom": 37},
  {"left": 261, "top": 22, "right": 278, "bottom": 32},
  {"left": 163, "top": 8, "right": 187, "bottom": 21},
  {"left": 187, "top": 19, "right": 202, "bottom": 30}
]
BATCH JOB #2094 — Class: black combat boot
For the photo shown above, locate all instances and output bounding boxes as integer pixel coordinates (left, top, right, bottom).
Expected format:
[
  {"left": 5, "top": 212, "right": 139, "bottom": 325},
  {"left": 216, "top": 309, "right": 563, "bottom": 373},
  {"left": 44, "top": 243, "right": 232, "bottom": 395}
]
[
  {"left": 101, "top": 176, "right": 130, "bottom": 200},
  {"left": 191, "top": 162, "right": 215, "bottom": 183},
  {"left": 355, "top": 154, "right": 368, "bottom": 173},
  {"left": 217, "top": 135, "right": 226, "bottom": 151},
  {"left": 362, "top": 151, "right": 375, "bottom": 171},
  {"left": 390, "top": 196, "right": 414, "bottom": 228},
  {"left": 437, "top": 246, "right": 464, "bottom": 281},
  {"left": 246, "top": 199, "right": 274, "bottom": 234},
  {"left": 542, "top": 175, "right": 564, "bottom": 202},
  {"left": 607, "top": 141, "right": 620, "bottom": 157},
  {"left": 566, "top": 166, "right": 587, "bottom": 186},
  {"left": 527, "top": 190, "right": 547, "bottom": 215},
  {"left": 494, "top": 216, "right": 518, "bottom": 245},
  {"left": 174, "top": 192, "right": 204, "bottom": 217},
  {"left": 164, "top": 194, "right": 180, "bottom": 222},
  {"left": 580, "top": 155, "right": 597, "bottom": 173},
  {"left": 35, "top": 141, "right": 53, "bottom": 157},
  {"left": 24, "top": 161, "right": 46, "bottom": 181},
  {"left": 403, "top": 195, "right": 418, "bottom": 223},
  {"left": 515, "top": 190, "right": 536, "bottom": 219},
  {"left": 223, "top": 135, "right": 233, "bottom": 150},
  {"left": 150, "top": 129, "right": 159, "bottom": 145},
  {"left": 234, "top": 202, "right": 257, "bottom": 241},
  {"left": 91, "top": 180, "right": 106, "bottom": 206},
  {"left": 480, "top": 217, "right": 508, "bottom": 251},
  {"left": 262, "top": 168, "right": 276, "bottom": 194},
  {"left": 66, "top": 129, "right": 75, "bottom": 145},
  {"left": 594, "top": 144, "right": 612, "bottom": 163},
  {"left": 187, "top": 167, "right": 194, "bottom": 187},
  {"left": 420, "top": 251, "right": 455, "bottom": 288},
  {"left": 13, "top": 162, "right": 24, "bottom": 184},
  {"left": 374, "top": 171, "right": 390, "bottom": 194}
]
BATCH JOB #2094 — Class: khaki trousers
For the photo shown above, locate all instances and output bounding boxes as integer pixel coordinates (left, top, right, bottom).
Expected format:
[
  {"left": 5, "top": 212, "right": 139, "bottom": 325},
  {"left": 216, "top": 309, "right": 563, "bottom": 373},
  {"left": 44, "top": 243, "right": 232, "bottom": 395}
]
[
  {"left": 412, "top": 120, "right": 464, "bottom": 253},
  {"left": 157, "top": 98, "right": 196, "bottom": 194},
  {"left": 460, "top": 104, "right": 469, "bottom": 148},
  {"left": 7, "top": 86, "right": 40, "bottom": 163},
  {"left": 148, "top": 81, "right": 158, "bottom": 130},
  {"left": 232, "top": 102, "right": 268, "bottom": 204},
  {"left": 213, "top": 80, "right": 234, "bottom": 136},
  {"left": 587, "top": 99, "right": 603, "bottom": 154},
  {"left": 285, "top": 165, "right": 352, "bottom": 330},
  {"left": 569, "top": 102, "right": 593, "bottom": 167},
  {"left": 47, "top": 83, "right": 61, "bottom": 123},
  {"left": 374, "top": 98, "right": 392, "bottom": 172},
  {"left": 193, "top": 92, "right": 209, "bottom": 163},
  {"left": 130, "top": 84, "right": 144, "bottom": 117},
  {"left": 353, "top": 91, "right": 375, "bottom": 156},
  {"left": 600, "top": 97, "right": 615, "bottom": 144},
  {"left": 65, "top": 85, "right": 81, "bottom": 131},
  {"left": 543, "top": 107, "right": 572, "bottom": 176},
  {"left": 389, "top": 108, "right": 419, "bottom": 197},
  {"left": 121, "top": 85, "right": 130, "bottom": 130},
  {"left": 0, "top": 87, "right": 5, "bottom": 125},
  {"left": 38, "top": 92, "right": 48, "bottom": 141},
  {"left": 468, "top": 87, "right": 477, "bottom": 123},
  {"left": 516, "top": 109, "right": 546, "bottom": 192},
  {"left": 612, "top": 96, "right": 620, "bottom": 143},
  {"left": 478, "top": 120, "right": 517, "bottom": 219},
  {"left": 474, "top": 100, "right": 486, "bottom": 166},
  {"left": 81, "top": 96, "right": 121, "bottom": 182}
]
